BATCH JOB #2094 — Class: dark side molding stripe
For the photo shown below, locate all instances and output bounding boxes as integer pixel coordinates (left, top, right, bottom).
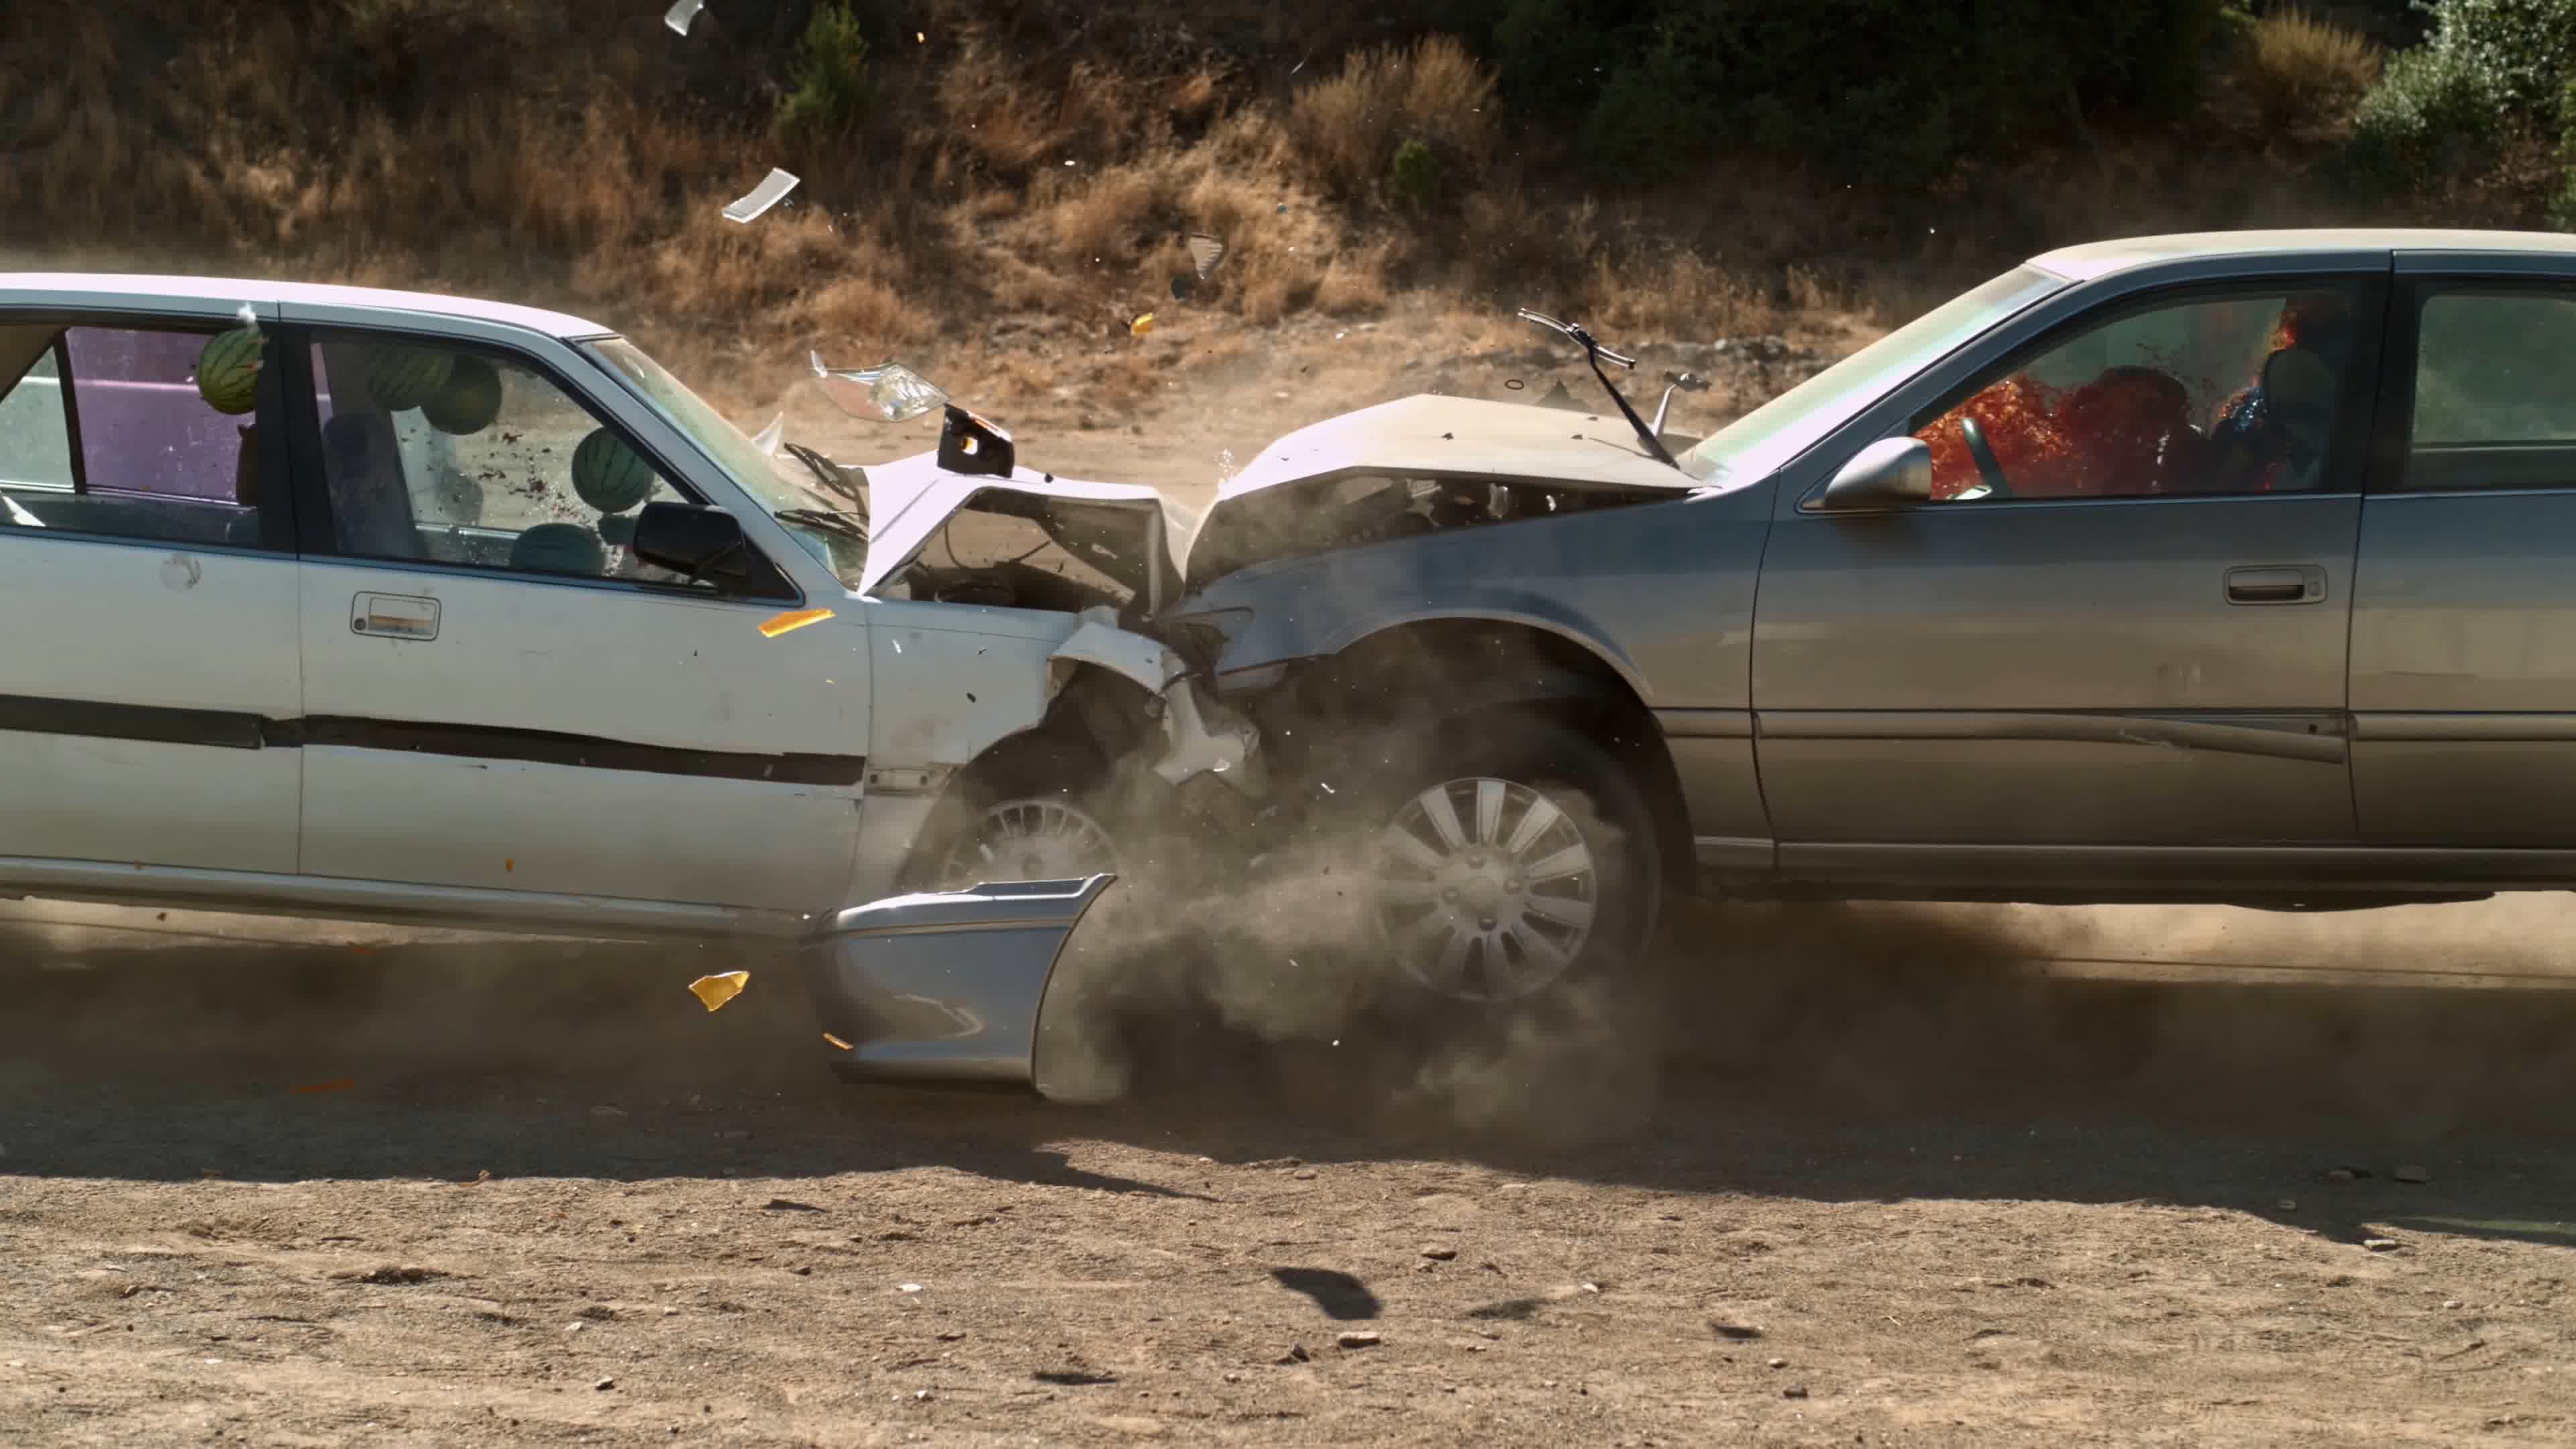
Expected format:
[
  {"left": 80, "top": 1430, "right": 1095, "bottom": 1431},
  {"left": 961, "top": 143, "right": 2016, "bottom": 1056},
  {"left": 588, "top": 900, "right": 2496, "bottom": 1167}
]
[{"left": 0, "top": 693, "right": 865, "bottom": 786}]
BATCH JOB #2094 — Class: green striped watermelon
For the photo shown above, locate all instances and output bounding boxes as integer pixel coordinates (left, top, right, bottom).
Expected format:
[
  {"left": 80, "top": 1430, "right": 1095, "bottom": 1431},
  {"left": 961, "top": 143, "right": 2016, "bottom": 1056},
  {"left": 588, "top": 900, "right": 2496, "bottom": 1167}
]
[
  {"left": 194, "top": 327, "right": 263, "bottom": 416},
  {"left": 571, "top": 427, "right": 658, "bottom": 513},
  {"left": 423, "top": 354, "right": 504, "bottom": 435},
  {"left": 365, "top": 344, "right": 455, "bottom": 413}
]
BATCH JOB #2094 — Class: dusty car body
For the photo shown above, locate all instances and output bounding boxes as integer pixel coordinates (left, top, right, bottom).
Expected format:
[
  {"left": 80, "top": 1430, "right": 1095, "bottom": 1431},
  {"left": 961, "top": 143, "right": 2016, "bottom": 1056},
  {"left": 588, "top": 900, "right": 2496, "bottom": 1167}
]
[{"left": 836, "top": 227, "right": 2576, "bottom": 1044}]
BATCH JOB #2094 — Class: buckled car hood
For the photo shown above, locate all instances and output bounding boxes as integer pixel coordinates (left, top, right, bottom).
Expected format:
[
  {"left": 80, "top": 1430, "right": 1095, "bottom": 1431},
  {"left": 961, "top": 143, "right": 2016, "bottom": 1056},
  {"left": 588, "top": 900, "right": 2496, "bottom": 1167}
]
[{"left": 857, "top": 394, "right": 1698, "bottom": 602}]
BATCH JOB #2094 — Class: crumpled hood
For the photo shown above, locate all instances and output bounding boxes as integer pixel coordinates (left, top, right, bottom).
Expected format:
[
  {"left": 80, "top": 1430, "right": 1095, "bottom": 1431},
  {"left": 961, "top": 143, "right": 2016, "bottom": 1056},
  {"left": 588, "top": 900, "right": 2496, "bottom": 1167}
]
[
  {"left": 857, "top": 449, "right": 1201, "bottom": 599},
  {"left": 857, "top": 392, "right": 1693, "bottom": 599},
  {"left": 1172, "top": 392, "right": 1697, "bottom": 579}
]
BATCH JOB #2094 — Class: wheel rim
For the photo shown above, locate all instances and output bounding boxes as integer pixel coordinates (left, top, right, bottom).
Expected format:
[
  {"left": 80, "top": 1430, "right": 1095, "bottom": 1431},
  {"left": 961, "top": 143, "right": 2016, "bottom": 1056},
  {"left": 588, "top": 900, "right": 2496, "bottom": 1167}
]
[
  {"left": 1374, "top": 777, "right": 1601, "bottom": 1002},
  {"left": 935, "top": 798, "right": 1121, "bottom": 888}
]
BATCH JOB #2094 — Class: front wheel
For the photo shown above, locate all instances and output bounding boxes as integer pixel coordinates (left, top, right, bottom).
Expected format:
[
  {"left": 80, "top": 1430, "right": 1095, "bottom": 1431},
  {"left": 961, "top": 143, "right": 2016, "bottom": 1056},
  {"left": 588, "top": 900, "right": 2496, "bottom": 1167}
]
[{"left": 1346, "top": 720, "right": 1663, "bottom": 1004}]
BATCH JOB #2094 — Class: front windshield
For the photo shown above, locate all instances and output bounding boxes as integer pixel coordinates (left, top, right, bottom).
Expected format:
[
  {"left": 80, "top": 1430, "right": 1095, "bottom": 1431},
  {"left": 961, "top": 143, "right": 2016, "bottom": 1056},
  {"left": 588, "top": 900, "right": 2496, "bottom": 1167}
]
[
  {"left": 584, "top": 337, "right": 865, "bottom": 587},
  {"left": 1677, "top": 264, "right": 2069, "bottom": 486}
]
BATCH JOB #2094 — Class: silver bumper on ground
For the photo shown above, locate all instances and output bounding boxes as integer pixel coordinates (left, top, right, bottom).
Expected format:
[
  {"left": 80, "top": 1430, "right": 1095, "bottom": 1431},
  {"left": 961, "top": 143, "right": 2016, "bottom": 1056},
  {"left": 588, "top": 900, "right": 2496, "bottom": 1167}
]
[{"left": 799, "top": 874, "right": 1114, "bottom": 1091}]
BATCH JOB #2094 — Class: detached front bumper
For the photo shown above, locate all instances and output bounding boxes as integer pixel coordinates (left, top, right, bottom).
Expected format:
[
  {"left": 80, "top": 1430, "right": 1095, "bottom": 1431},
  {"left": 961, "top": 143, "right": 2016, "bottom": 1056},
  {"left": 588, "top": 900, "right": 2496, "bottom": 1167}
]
[{"left": 800, "top": 874, "right": 1115, "bottom": 1093}]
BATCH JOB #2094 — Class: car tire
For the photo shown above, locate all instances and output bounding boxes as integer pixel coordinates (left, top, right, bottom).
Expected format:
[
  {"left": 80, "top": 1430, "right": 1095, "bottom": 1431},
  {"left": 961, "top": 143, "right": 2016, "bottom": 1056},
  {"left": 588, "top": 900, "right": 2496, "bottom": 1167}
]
[
  {"left": 1336, "top": 715, "right": 1663, "bottom": 1005},
  {"left": 900, "top": 739, "right": 1127, "bottom": 894}
]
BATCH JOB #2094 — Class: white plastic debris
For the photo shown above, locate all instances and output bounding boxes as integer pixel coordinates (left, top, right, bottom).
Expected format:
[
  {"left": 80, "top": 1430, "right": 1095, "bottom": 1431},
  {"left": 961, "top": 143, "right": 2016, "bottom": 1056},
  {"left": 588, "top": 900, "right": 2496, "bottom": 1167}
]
[
  {"left": 1186, "top": 232, "right": 1228, "bottom": 279},
  {"left": 722, "top": 168, "right": 800, "bottom": 223},
  {"left": 810, "top": 354, "right": 949, "bottom": 421},
  {"left": 665, "top": 0, "right": 705, "bottom": 36}
]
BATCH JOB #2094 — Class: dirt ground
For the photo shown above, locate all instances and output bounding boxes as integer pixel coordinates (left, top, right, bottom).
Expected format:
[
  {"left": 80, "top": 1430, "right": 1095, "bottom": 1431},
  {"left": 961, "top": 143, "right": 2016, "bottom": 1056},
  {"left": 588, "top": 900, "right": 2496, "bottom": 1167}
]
[{"left": 3, "top": 890, "right": 2574, "bottom": 1448}]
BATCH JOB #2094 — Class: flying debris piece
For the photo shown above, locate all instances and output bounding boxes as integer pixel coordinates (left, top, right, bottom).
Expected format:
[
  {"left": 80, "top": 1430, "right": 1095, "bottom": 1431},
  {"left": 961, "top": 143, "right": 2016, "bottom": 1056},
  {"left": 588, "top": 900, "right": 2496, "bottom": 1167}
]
[
  {"left": 758, "top": 606, "right": 836, "bottom": 639},
  {"left": 721, "top": 168, "right": 800, "bottom": 223},
  {"left": 822, "top": 1032, "right": 852, "bottom": 1051},
  {"left": 234, "top": 302, "right": 259, "bottom": 331},
  {"left": 664, "top": 0, "right": 705, "bottom": 36},
  {"left": 1130, "top": 313, "right": 1156, "bottom": 337},
  {"left": 688, "top": 971, "right": 750, "bottom": 1012},
  {"left": 1186, "top": 232, "right": 1228, "bottom": 278},
  {"left": 751, "top": 412, "right": 785, "bottom": 455},
  {"left": 810, "top": 354, "right": 949, "bottom": 421}
]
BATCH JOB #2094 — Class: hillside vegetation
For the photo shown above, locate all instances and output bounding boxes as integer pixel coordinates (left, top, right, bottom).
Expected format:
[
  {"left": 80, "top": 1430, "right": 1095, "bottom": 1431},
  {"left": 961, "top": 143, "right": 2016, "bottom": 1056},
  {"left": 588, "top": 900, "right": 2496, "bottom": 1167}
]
[{"left": 0, "top": 0, "right": 2565, "bottom": 405}]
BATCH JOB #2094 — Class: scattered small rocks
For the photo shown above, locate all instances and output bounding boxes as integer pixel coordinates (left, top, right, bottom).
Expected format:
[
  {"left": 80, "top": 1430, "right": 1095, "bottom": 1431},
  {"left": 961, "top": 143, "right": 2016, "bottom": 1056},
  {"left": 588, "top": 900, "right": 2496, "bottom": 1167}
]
[
  {"left": 1421, "top": 1246, "right": 1457, "bottom": 1261},
  {"left": 1766, "top": 1356, "right": 1789, "bottom": 1370},
  {"left": 1277, "top": 1344, "right": 1311, "bottom": 1364},
  {"left": 333, "top": 1265, "right": 444, "bottom": 1285},
  {"left": 2364, "top": 1238, "right": 2401, "bottom": 1253},
  {"left": 594, "top": 1377, "right": 616, "bottom": 1392},
  {"left": 761, "top": 1198, "right": 824, "bottom": 1213},
  {"left": 1711, "top": 1322, "right": 1763, "bottom": 1340},
  {"left": 1336, "top": 1330, "right": 1381, "bottom": 1350},
  {"left": 1292, "top": 1170, "right": 1318, "bottom": 1181},
  {"left": 2394, "top": 1165, "right": 2433, "bottom": 1184},
  {"left": 2443, "top": 1299, "right": 2464, "bottom": 1309},
  {"left": 1782, "top": 1385, "right": 1810, "bottom": 1400}
]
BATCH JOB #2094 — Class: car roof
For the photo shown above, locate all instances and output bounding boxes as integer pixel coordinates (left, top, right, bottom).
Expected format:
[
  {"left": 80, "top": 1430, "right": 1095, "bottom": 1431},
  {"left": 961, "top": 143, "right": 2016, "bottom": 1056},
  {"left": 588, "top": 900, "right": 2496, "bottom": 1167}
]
[
  {"left": 0, "top": 272, "right": 614, "bottom": 339},
  {"left": 2029, "top": 228, "right": 2576, "bottom": 282}
]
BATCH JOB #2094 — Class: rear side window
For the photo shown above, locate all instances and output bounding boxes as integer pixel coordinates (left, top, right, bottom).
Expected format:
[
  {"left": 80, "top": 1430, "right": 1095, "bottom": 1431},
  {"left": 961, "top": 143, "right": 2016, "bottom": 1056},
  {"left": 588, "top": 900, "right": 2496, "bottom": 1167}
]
[
  {"left": 0, "top": 321, "right": 272, "bottom": 548},
  {"left": 2402, "top": 288, "right": 2576, "bottom": 492}
]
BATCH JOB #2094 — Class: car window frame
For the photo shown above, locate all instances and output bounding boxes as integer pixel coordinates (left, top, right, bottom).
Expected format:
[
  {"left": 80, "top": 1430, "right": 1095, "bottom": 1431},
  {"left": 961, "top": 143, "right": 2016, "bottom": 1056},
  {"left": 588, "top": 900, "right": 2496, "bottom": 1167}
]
[
  {"left": 2371, "top": 272, "right": 2576, "bottom": 496},
  {"left": 0, "top": 307, "right": 299, "bottom": 555},
  {"left": 1782, "top": 256, "right": 2394, "bottom": 519},
  {"left": 276, "top": 323, "right": 801, "bottom": 604},
  {"left": 1884, "top": 275, "right": 2388, "bottom": 510}
]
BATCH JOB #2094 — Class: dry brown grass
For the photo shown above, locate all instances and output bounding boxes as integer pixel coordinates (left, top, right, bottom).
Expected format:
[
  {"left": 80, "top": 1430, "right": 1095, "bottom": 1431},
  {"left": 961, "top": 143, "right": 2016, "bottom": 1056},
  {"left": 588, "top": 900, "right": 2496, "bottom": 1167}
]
[
  {"left": 1287, "top": 36, "right": 1500, "bottom": 204},
  {"left": 2232, "top": 8, "right": 2384, "bottom": 138},
  {"left": 0, "top": 2, "right": 2469, "bottom": 421}
]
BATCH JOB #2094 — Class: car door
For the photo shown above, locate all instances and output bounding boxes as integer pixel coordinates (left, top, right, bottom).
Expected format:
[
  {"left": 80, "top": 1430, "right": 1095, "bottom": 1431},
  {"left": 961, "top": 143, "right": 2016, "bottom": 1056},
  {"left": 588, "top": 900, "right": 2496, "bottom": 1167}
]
[
  {"left": 0, "top": 299, "right": 304, "bottom": 880},
  {"left": 278, "top": 319, "right": 867, "bottom": 922},
  {"left": 2351, "top": 256, "right": 2576, "bottom": 849},
  {"left": 1751, "top": 270, "right": 2387, "bottom": 874}
]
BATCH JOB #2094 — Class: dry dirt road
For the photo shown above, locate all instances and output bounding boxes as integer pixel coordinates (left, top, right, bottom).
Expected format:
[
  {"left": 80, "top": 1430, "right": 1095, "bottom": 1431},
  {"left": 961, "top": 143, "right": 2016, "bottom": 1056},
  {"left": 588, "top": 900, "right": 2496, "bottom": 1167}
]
[{"left": 3, "top": 892, "right": 2574, "bottom": 1448}]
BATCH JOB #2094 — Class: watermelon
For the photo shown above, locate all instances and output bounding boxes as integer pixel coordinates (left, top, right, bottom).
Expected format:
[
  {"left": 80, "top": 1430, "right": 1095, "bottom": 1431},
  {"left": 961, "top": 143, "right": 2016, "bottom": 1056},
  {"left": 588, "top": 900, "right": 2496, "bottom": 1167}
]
[
  {"left": 570, "top": 427, "right": 658, "bottom": 514},
  {"left": 366, "top": 344, "right": 455, "bottom": 413},
  {"left": 510, "top": 522, "right": 606, "bottom": 576},
  {"left": 422, "top": 354, "right": 504, "bottom": 435},
  {"left": 194, "top": 327, "right": 264, "bottom": 416}
]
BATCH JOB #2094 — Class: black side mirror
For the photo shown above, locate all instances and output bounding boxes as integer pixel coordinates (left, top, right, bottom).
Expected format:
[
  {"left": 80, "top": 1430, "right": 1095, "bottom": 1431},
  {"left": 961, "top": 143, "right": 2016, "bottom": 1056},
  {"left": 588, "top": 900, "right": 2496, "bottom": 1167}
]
[
  {"left": 632, "top": 501, "right": 753, "bottom": 586},
  {"left": 937, "top": 403, "right": 1017, "bottom": 478}
]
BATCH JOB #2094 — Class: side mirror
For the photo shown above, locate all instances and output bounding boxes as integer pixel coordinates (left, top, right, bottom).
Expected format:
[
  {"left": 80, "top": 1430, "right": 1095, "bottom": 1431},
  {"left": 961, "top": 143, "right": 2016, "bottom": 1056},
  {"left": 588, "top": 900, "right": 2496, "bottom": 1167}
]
[
  {"left": 1815, "top": 437, "right": 1933, "bottom": 512},
  {"left": 632, "top": 501, "right": 753, "bottom": 585}
]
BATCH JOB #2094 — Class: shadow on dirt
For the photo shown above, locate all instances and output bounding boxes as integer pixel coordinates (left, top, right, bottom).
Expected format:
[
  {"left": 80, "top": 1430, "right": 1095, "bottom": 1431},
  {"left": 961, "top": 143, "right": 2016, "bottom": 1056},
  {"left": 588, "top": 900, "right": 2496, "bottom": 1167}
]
[{"left": 2, "top": 897, "right": 2572, "bottom": 1254}]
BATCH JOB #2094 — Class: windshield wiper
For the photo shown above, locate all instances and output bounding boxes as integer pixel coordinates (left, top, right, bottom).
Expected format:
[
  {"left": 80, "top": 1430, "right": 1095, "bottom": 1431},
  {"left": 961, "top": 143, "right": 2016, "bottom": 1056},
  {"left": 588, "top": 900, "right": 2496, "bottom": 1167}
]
[
  {"left": 781, "top": 441, "right": 868, "bottom": 515},
  {"left": 774, "top": 507, "right": 868, "bottom": 543},
  {"left": 1516, "top": 309, "right": 1680, "bottom": 470}
]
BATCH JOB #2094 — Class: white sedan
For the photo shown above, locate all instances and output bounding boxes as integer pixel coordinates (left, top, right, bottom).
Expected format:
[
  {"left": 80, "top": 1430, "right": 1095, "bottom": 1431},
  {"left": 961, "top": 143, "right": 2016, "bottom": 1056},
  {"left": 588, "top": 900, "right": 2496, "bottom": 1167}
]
[{"left": 0, "top": 274, "right": 1227, "bottom": 941}]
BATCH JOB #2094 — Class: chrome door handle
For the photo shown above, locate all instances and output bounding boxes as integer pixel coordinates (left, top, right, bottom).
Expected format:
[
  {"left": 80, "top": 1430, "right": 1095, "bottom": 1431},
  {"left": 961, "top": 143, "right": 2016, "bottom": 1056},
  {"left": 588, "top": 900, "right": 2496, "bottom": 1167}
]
[
  {"left": 352, "top": 592, "right": 441, "bottom": 640},
  {"left": 2225, "top": 565, "right": 2324, "bottom": 605}
]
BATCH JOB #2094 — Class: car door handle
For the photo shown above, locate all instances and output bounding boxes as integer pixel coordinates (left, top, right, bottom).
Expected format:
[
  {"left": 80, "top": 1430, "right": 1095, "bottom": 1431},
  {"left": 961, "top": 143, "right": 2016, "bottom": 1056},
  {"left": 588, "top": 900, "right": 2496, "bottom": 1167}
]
[
  {"left": 352, "top": 592, "right": 441, "bottom": 641},
  {"left": 2224, "top": 566, "right": 2325, "bottom": 605}
]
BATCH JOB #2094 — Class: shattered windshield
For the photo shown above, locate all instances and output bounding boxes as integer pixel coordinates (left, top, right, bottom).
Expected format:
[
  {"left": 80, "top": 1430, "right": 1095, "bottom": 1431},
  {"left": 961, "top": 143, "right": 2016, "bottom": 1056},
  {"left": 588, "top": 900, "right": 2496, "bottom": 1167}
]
[
  {"left": 583, "top": 337, "right": 867, "bottom": 588},
  {"left": 1676, "top": 264, "right": 2068, "bottom": 487}
]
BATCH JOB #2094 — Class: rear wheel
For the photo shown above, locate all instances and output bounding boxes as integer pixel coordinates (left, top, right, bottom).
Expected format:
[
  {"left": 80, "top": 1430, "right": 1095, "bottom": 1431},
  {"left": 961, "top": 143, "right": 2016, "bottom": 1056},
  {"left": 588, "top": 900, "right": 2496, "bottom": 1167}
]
[{"left": 1348, "top": 720, "right": 1662, "bottom": 1004}]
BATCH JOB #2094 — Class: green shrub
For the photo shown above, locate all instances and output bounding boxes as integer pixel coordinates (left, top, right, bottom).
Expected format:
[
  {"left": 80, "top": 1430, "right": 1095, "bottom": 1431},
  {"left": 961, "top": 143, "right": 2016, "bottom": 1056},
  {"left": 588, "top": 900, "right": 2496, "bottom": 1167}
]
[
  {"left": 1386, "top": 138, "right": 1442, "bottom": 215},
  {"left": 1476, "top": 0, "right": 2229, "bottom": 186},
  {"left": 2551, "top": 76, "right": 2576, "bottom": 229},
  {"left": 2233, "top": 7, "right": 2384, "bottom": 134},
  {"left": 2422, "top": 0, "right": 2576, "bottom": 119},
  {"left": 775, "top": 0, "right": 875, "bottom": 141},
  {"left": 2343, "top": 44, "right": 2502, "bottom": 195}
]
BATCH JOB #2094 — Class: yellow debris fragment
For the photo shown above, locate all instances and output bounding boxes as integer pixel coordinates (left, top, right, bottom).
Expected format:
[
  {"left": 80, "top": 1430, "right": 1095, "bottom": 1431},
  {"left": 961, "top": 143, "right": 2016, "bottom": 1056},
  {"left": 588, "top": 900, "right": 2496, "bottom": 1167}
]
[
  {"left": 1130, "top": 313, "right": 1155, "bottom": 337},
  {"left": 759, "top": 606, "right": 835, "bottom": 639},
  {"left": 689, "top": 971, "right": 751, "bottom": 1012},
  {"left": 822, "top": 1032, "right": 853, "bottom": 1051}
]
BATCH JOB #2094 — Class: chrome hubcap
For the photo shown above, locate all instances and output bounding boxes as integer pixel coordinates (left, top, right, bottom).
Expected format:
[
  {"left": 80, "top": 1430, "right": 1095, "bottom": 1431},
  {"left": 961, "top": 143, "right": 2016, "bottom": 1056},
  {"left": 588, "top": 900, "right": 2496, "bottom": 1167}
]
[
  {"left": 1375, "top": 777, "right": 1600, "bottom": 1002},
  {"left": 938, "top": 798, "right": 1120, "bottom": 887}
]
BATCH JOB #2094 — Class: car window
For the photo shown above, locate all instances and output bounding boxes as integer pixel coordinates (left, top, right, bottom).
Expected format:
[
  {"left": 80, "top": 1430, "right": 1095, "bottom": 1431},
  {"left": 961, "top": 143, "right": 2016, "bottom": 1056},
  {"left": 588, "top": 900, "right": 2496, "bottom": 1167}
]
[
  {"left": 307, "top": 335, "right": 708, "bottom": 587},
  {"left": 2402, "top": 288, "right": 2576, "bottom": 492},
  {"left": 0, "top": 322, "right": 270, "bottom": 549},
  {"left": 1909, "top": 285, "right": 2362, "bottom": 503}
]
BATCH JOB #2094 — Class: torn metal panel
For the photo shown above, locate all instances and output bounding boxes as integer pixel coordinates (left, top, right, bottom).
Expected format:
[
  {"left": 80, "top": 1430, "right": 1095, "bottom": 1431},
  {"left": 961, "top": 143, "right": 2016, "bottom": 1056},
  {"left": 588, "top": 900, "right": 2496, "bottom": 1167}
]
[{"left": 801, "top": 873, "right": 1115, "bottom": 1091}]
